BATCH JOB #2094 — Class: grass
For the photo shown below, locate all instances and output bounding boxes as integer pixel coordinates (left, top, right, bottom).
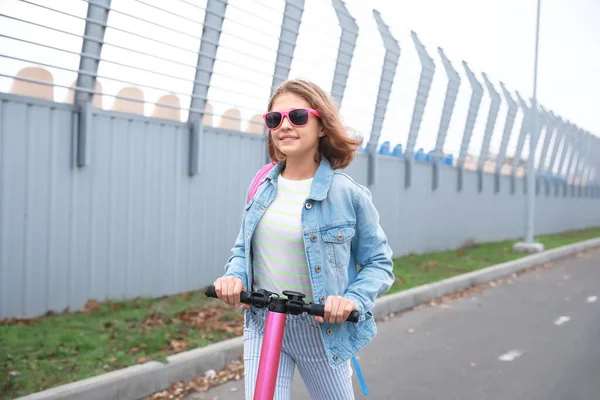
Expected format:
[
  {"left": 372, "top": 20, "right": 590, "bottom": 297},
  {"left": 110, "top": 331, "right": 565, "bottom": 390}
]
[
  {"left": 1, "top": 293, "right": 244, "bottom": 399},
  {"left": 387, "top": 227, "right": 600, "bottom": 294},
  {"left": 2, "top": 227, "right": 599, "bottom": 399}
]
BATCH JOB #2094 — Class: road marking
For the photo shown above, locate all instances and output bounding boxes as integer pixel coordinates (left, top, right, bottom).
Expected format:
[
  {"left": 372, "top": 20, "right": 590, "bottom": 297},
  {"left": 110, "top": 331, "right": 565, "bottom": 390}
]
[
  {"left": 499, "top": 350, "right": 522, "bottom": 362},
  {"left": 587, "top": 296, "right": 598, "bottom": 303},
  {"left": 554, "top": 316, "right": 570, "bottom": 326}
]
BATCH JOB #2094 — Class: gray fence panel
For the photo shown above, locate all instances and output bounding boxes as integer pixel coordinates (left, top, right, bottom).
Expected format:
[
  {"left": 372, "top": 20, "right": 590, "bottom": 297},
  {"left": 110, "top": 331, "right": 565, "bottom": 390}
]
[{"left": 1, "top": 93, "right": 599, "bottom": 319}]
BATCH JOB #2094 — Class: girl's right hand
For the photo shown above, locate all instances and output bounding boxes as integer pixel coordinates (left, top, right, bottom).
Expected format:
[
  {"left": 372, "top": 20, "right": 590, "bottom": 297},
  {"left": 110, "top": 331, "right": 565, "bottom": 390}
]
[{"left": 213, "top": 276, "right": 250, "bottom": 309}]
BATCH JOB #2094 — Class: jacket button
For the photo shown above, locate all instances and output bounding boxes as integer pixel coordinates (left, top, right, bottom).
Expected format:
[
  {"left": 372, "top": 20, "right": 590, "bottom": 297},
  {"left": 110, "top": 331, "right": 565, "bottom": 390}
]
[
  {"left": 315, "top": 265, "right": 322, "bottom": 273},
  {"left": 310, "top": 234, "right": 317, "bottom": 242},
  {"left": 333, "top": 355, "right": 339, "bottom": 362},
  {"left": 337, "top": 232, "right": 344, "bottom": 241},
  {"left": 319, "top": 296, "right": 325, "bottom": 303},
  {"left": 327, "top": 328, "right": 332, "bottom": 335},
  {"left": 305, "top": 202, "right": 312, "bottom": 210}
]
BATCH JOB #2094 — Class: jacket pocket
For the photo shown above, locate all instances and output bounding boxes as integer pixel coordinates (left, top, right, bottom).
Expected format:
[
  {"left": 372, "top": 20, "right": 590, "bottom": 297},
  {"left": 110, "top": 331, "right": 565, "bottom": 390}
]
[{"left": 322, "top": 225, "right": 355, "bottom": 269}]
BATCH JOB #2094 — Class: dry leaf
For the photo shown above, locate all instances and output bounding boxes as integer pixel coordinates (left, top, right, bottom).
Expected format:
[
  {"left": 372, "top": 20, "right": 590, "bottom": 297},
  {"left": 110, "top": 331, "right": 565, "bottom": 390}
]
[
  {"left": 83, "top": 299, "right": 100, "bottom": 312},
  {"left": 170, "top": 340, "right": 188, "bottom": 353}
]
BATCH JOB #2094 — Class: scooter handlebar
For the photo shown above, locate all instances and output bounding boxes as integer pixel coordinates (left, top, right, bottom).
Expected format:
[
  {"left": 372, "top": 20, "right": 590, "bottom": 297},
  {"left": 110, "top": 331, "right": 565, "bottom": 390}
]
[{"left": 205, "top": 285, "right": 360, "bottom": 323}]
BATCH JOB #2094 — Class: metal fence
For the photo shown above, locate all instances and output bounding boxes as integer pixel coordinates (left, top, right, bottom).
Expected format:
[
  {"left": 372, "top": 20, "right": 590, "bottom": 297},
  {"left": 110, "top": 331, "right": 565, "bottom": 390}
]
[{"left": 0, "top": 0, "right": 599, "bottom": 319}]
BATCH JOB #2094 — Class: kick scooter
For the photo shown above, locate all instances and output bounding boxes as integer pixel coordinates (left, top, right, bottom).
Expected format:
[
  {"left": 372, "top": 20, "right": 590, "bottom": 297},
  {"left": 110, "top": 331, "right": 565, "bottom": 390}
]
[{"left": 205, "top": 285, "right": 359, "bottom": 400}]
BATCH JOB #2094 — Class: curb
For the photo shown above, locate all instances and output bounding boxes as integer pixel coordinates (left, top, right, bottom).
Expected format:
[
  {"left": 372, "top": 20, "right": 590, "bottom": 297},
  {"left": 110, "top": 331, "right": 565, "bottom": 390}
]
[{"left": 17, "top": 237, "right": 600, "bottom": 400}]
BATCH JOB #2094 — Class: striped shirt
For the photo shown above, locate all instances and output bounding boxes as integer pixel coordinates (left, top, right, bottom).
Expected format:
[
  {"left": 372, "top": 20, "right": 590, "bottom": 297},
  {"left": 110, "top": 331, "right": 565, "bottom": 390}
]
[{"left": 252, "top": 175, "right": 313, "bottom": 302}]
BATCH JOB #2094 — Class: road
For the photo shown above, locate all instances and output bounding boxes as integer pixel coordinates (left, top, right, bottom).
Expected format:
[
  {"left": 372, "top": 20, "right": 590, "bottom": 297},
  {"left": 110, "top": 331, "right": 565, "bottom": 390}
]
[{"left": 188, "top": 248, "right": 600, "bottom": 400}]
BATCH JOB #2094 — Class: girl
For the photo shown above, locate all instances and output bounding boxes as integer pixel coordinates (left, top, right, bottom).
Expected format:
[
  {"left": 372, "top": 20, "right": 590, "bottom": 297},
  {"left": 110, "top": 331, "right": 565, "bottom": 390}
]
[{"left": 214, "top": 79, "right": 395, "bottom": 399}]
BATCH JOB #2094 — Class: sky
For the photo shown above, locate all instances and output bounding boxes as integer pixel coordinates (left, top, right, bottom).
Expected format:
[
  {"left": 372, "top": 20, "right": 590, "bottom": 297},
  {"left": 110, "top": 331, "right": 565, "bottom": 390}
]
[{"left": 0, "top": 0, "right": 598, "bottom": 170}]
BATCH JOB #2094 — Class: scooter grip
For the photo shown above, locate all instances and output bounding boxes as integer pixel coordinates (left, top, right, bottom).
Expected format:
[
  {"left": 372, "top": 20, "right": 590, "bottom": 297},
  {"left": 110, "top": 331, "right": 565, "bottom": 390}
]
[
  {"left": 205, "top": 284, "right": 251, "bottom": 304},
  {"left": 205, "top": 284, "right": 217, "bottom": 298},
  {"left": 311, "top": 304, "right": 360, "bottom": 323}
]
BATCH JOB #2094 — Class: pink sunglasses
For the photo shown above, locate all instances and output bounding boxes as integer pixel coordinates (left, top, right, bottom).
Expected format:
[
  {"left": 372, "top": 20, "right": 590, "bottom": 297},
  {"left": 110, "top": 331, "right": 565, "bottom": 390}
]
[{"left": 262, "top": 108, "right": 321, "bottom": 130}]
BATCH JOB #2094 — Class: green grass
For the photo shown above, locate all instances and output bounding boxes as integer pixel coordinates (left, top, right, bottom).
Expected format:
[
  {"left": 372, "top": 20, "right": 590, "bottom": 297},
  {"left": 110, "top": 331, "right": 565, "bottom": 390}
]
[
  {"left": 388, "top": 227, "right": 600, "bottom": 295},
  {"left": 1, "top": 227, "right": 599, "bottom": 399},
  {"left": 1, "top": 293, "right": 243, "bottom": 399}
]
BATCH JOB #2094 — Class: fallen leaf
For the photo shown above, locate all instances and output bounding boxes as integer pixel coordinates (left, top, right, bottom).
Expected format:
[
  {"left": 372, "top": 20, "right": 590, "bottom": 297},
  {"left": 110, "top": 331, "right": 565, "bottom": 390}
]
[
  {"left": 170, "top": 340, "right": 188, "bottom": 353},
  {"left": 83, "top": 299, "right": 100, "bottom": 312},
  {"left": 470, "top": 362, "right": 477, "bottom": 367},
  {"left": 407, "top": 328, "right": 415, "bottom": 334}
]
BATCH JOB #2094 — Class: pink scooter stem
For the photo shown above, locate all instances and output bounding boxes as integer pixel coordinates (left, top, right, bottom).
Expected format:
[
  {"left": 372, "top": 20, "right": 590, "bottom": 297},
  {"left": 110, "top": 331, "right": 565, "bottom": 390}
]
[
  {"left": 203, "top": 285, "right": 359, "bottom": 400},
  {"left": 254, "top": 310, "right": 286, "bottom": 400}
]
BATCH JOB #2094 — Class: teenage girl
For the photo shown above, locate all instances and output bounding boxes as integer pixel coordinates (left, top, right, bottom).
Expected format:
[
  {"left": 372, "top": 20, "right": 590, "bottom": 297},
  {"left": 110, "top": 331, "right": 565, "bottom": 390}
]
[{"left": 214, "top": 79, "right": 395, "bottom": 399}]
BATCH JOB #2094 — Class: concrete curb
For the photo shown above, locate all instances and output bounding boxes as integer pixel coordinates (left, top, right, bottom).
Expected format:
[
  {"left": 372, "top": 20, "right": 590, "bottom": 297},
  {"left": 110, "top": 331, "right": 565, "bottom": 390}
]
[{"left": 17, "top": 237, "right": 600, "bottom": 400}]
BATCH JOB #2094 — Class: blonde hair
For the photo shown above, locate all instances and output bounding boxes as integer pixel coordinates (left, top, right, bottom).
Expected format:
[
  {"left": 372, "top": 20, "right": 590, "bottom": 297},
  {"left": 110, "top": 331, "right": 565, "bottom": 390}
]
[{"left": 266, "top": 79, "right": 363, "bottom": 170}]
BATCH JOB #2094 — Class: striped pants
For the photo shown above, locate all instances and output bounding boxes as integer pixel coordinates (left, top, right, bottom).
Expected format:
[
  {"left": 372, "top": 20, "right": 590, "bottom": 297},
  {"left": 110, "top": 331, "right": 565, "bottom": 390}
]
[{"left": 243, "top": 307, "right": 355, "bottom": 399}]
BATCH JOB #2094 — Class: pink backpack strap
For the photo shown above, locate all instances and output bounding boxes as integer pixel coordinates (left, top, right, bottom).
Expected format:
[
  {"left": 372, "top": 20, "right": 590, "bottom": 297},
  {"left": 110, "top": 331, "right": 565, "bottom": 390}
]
[{"left": 248, "top": 162, "right": 275, "bottom": 202}]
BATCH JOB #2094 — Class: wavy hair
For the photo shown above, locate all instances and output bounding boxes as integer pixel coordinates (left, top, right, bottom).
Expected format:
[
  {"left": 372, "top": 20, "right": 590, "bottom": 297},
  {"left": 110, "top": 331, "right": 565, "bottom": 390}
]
[{"left": 266, "top": 79, "right": 363, "bottom": 170}]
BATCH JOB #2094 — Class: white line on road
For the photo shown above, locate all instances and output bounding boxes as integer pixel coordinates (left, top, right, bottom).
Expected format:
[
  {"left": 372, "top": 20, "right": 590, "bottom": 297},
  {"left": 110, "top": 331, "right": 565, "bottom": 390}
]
[
  {"left": 554, "top": 316, "right": 570, "bottom": 326},
  {"left": 499, "top": 350, "right": 523, "bottom": 362},
  {"left": 587, "top": 296, "right": 598, "bottom": 303}
]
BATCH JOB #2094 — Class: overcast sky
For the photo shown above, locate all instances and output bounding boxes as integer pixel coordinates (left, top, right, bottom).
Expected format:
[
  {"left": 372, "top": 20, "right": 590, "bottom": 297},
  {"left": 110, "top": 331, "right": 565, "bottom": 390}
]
[{"left": 1, "top": 0, "right": 598, "bottom": 166}]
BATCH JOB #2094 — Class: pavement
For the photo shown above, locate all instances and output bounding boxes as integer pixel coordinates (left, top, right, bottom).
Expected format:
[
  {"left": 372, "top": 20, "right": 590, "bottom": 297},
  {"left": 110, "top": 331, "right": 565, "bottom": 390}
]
[{"left": 188, "top": 247, "right": 600, "bottom": 400}]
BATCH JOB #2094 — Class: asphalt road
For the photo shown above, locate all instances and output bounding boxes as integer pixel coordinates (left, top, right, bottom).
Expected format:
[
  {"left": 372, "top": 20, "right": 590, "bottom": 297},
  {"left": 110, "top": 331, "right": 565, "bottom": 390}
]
[{"left": 189, "top": 248, "right": 600, "bottom": 400}]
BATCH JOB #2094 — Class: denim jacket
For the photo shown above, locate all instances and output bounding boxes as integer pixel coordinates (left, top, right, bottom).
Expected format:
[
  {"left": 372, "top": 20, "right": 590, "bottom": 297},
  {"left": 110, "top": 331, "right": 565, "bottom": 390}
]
[{"left": 223, "top": 158, "right": 395, "bottom": 368}]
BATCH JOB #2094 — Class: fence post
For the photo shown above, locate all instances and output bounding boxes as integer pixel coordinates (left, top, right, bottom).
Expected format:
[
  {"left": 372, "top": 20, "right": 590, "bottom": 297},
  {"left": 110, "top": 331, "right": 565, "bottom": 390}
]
[
  {"left": 477, "top": 73, "right": 501, "bottom": 192},
  {"left": 270, "top": 0, "right": 305, "bottom": 95},
  {"left": 495, "top": 83, "right": 518, "bottom": 193},
  {"left": 565, "top": 126, "right": 582, "bottom": 197},
  {"left": 432, "top": 48, "right": 460, "bottom": 191},
  {"left": 537, "top": 107, "right": 554, "bottom": 195},
  {"left": 331, "top": 0, "right": 358, "bottom": 107},
  {"left": 593, "top": 137, "right": 600, "bottom": 198},
  {"left": 583, "top": 134, "right": 590, "bottom": 196},
  {"left": 511, "top": 92, "right": 530, "bottom": 194},
  {"left": 367, "top": 10, "right": 400, "bottom": 187},
  {"left": 265, "top": 0, "right": 305, "bottom": 163},
  {"left": 75, "top": 0, "right": 112, "bottom": 167},
  {"left": 456, "top": 62, "right": 483, "bottom": 192},
  {"left": 188, "top": 0, "right": 228, "bottom": 176},
  {"left": 404, "top": 32, "right": 435, "bottom": 188},
  {"left": 573, "top": 128, "right": 586, "bottom": 197},
  {"left": 595, "top": 137, "right": 600, "bottom": 198},
  {"left": 546, "top": 113, "right": 563, "bottom": 196},
  {"left": 556, "top": 121, "right": 573, "bottom": 196},
  {"left": 582, "top": 132, "right": 594, "bottom": 197}
]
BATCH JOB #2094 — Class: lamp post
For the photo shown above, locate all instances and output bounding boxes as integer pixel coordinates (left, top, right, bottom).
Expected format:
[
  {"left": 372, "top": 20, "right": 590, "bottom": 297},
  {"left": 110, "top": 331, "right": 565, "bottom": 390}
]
[{"left": 514, "top": 0, "right": 545, "bottom": 254}]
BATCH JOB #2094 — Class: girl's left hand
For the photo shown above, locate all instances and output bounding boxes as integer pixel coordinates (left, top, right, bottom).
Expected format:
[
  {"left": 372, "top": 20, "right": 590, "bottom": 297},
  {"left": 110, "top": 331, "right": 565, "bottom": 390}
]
[{"left": 315, "top": 296, "right": 357, "bottom": 324}]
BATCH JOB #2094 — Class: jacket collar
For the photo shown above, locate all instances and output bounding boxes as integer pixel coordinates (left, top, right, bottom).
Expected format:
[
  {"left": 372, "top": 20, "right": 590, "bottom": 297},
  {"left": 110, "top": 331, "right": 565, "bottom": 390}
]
[{"left": 265, "top": 158, "right": 334, "bottom": 201}]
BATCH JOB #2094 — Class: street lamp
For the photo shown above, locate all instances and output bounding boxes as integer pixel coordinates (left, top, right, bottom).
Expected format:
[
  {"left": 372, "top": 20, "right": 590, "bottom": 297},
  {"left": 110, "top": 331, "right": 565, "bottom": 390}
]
[{"left": 513, "top": 0, "right": 545, "bottom": 254}]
